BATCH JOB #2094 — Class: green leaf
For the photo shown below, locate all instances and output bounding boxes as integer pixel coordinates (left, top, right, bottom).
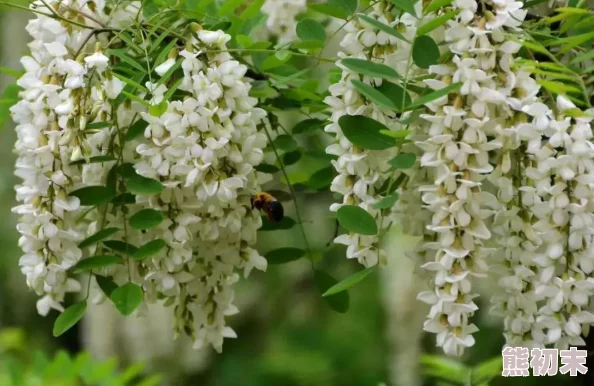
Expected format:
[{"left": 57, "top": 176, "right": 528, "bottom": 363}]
[
  {"left": 351, "top": 79, "right": 397, "bottom": 110},
  {"left": 71, "top": 256, "right": 123, "bottom": 273},
  {"left": 103, "top": 240, "right": 138, "bottom": 255},
  {"left": 340, "top": 58, "right": 400, "bottom": 79},
  {"left": 218, "top": 0, "right": 243, "bottom": 16},
  {"left": 282, "top": 170, "right": 310, "bottom": 185},
  {"left": 314, "top": 270, "right": 350, "bottom": 313},
  {"left": 401, "top": 110, "right": 422, "bottom": 125},
  {"left": 95, "top": 275, "right": 118, "bottom": 297},
  {"left": 116, "top": 361, "right": 146, "bottom": 384},
  {"left": 522, "top": 40, "right": 554, "bottom": 58},
  {"left": 291, "top": 40, "right": 325, "bottom": 51},
  {"left": 260, "top": 216, "right": 297, "bottom": 231},
  {"left": 338, "top": 115, "right": 396, "bottom": 150},
  {"left": 69, "top": 155, "right": 116, "bottom": 165},
  {"left": 570, "top": 49, "right": 594, "bottom": 65},
  {"left": 240, "top": 0, "right": 265, "bottom": 18},
  {"left": 132, "top": 239, "right": 167, "bottom": 260},
  {"left": 423, "top": 0, "right": 453, "bottom": 14},
  {"left": 558, "top": 30, "right": 594, "bottom": 54},
  {"left": 413, "top": 35, "right": 440, "bottom": 69},
  {"left": 255, "top": 164, "right": 280, "bottom": 174},
  {"left": 163, "top": 77, "right": 183, "bottom": 102},
  {"left": 322, "top": 267, "right": 375, "bottom": 296},
  {"left": 270, "top": 68, "right": 311, "bottom": 86},
  {"left": 329, "top": 0, "right": 357, "bottom": 15},
  {"left": 471, "top": 357, "right": 502, "bottom": 384},
  {"left": 296, "top": 19, "right": 326, "bottom": 42},
  {"left": 522, "top": 0, "right": 549, "bottom": 7},
  {"left": 110, "top": 283, "right": 143, "bottom": 316},
  {"left": 116, "top": 163, "right": 137, "bottom": 178},
  {"left": 373, "top": 193, "right": 399, "bottom": 209},
  {"left": 386, "top": 0, "right": 417, "bottom": 17},
  {"left": 236, "top": 34, "right": 253, "bottom": 47},
  {"left": 284, "top": 88, "right": 322, "bottom": 101},
  {"left": 292, "top": 118, "right": 324, "bottom": 134},
  {"left": 53, "top": 301, "right": 87, "bottom": 337},
  {"left": 153, "top": 38, "right": 178, "bottom": 70},
  {"left": 309, "top": 3, "right": 349, "bottom": 19},
  {"left": 122, "top": 91, "right": 151, "bottom": 107},
  {"left": 69, "top": 186, "right": 115, "bottom": 206},
  {"left": 337, "top": 205, "right": 378, "bottom": 237},
  {"left": 308, "top": 166, "right": 334, "bottom": 190},
  {"left": 79, "top": 228, "right": 119, "bottom": 250},
  {"left": 389, "top": 153, "right": 417, "bottom": 169},
  {"left": 0, "top": 66, "right": 23, "bottom": 78},
  {"left": 376, "top": 81, "right": 411, "bottom": 111},
  {"left": 86, "top": 121, "right": 111, "bottom": 129},
  {"left": 282, "top": 150, "right": 302, "bottom": 166},
  {"left": 135, "top": 375, "right": 164, "bottom": 386},
  {"left": 112, "top": 193, "right": 136, "bottom": 206},
  {"left": 129, "top": 209, "right": 163, "bottom": 230},
  {"left": 538, "top": 79, "right": 581, "bottom": 94},
  {"left": 380, "top": 129, "right": 411, "bottom": 139},
  {"left": 113, "top": 73, "right": 148, "bottom": 92},
  {"left": 110, "top": 50, "right": 147, "bottom": 73},
  {"left": 115, "top": 31, "right": 144, "bottom": 55},
  {"left": 261, "top": 53, "right": 292, "bottom": 71},
  {"left": 126, "top": 119, "right": 149, "bottom": 141},
  {"left": 357, "top": 13, "right": 409, "bottom": 43},
  {"left": 127, "top": 175, "right": 164, "bottom": 195},
  {"left": 307, "top": 150, "right": 337, "bottom": 161},
  {"left": 273, "top": 134, "right": 298, "bottom": 151},
  {"left": 421, "top": 354, "right": 469, "bottom": 383},
  {"left": 149, "top": 101, "right": 168, "bottom": 117},
  {"left": 416, "top": 10, "right": 458, "bottom": 36},
  {"left": 265, "top": 247, "right": 305, "bottom": 264},
  {"left": 406, "top": 82, "right": 462, "bottom": 110}
]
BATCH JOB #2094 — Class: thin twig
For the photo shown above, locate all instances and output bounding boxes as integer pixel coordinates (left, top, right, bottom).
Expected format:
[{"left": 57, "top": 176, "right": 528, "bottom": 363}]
[{"left": 262, "top": 116, "right": 315, "bottom": 270}]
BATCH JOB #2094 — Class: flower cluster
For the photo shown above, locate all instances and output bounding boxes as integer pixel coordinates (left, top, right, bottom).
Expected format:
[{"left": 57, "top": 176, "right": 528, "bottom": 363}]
[
  {"left": 407, "top": 0, "right": 541, "bottom": 356},
  {"left": 13, "top": 0, "right": 117, "bottom": 317},
  {"left": 261, "top": 0, "right": 307, "bottom": 43},
  {"left": 12, "top": 0, "right": 267, "bottom": 353},
  {"left": 521, "top": 97, "right": 594, "bottom": 350},
  {"left": 325, "top": 2, "right": 421, "bottom": 268},
  {"left": 131, "top": 29, "right": 269, "bottom": 352},
  {"left": 400, "top": 0, "right": 594, "bottom": 356}
]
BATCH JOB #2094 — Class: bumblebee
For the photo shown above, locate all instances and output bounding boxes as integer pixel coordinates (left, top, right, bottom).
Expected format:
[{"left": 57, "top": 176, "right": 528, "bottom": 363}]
[{"left": 251, "top": 192, "right": 284, "bottom": 223}]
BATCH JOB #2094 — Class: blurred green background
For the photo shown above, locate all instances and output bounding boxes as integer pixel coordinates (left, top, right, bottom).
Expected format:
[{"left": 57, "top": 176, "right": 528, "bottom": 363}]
[{"left": 0, "top": 5, "right": 587, "bottom": 386}]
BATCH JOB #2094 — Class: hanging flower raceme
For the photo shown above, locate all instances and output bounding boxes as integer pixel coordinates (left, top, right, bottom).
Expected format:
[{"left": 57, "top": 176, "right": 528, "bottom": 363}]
[
  {"left": 12, "top": 0, "right": 267, "bottom": 353},
  {"left": 261, "top": 0, "right": 307, "bottom": 43},
  {"left": 325, "top": 2, "right": 421, "bottom": 268},
  {"left": 523, "top": 97, "right": 594, "bottom": 350},
  {"left": 132, "top": 29, "right": 269, "bottom": 352},
  {"left": 411, "top": 0, "right": 542, "bottom": 356},
  {"left": 13, "top": 0, "right": 117, "bottom": 317}
]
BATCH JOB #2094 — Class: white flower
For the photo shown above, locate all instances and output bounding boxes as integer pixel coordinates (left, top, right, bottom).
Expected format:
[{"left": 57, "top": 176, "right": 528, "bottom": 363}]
[
  {"left": 84, "top": 52, "right": 109, "bottom": 72},
  {"left": 155, "top": 58, "right": 176, "bottom": 76},
  {"left": 105, "top": 76, "right": 124, "bottom": 99},
  {"left": 36, "top": 295, "right": 64, "bottom": 316},
  {"left": 261, "top": 0, "right": 307, "bottom": 43}
]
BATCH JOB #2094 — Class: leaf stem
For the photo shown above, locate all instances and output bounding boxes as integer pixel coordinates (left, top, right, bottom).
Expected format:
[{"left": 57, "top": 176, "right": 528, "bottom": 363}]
[{"left": 262, "top": 116, "right": 315, "bottom": 270}]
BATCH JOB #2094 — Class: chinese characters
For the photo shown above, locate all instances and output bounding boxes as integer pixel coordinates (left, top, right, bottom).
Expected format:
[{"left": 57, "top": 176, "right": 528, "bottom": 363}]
[{"left": 502, "top": 347, "right": 588, "bottom": 377}]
